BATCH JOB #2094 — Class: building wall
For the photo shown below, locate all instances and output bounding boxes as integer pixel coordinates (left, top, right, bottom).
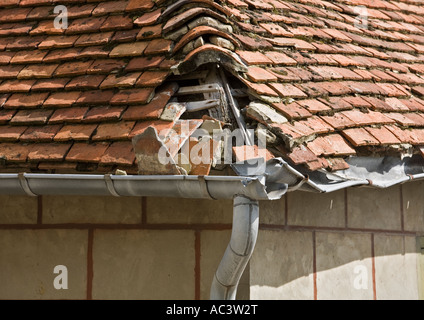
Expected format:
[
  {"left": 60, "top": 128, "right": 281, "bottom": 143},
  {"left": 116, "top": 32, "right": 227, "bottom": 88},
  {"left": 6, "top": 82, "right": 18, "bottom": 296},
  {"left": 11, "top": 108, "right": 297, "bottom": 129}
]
[{"left": 0, "top": 180, "right": 423, "bottom": 300}]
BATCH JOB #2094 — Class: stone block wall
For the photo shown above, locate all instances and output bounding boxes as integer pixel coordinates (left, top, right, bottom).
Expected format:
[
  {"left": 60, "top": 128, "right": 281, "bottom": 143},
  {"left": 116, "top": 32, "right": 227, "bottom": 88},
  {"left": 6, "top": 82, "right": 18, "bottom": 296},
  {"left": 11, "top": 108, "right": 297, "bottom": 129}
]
[
  {"left": 0, "top": 180, "right": 423, "bottom": 300},
  {"left": 252, "top": 181, "right": 424, "bottom": 300}
]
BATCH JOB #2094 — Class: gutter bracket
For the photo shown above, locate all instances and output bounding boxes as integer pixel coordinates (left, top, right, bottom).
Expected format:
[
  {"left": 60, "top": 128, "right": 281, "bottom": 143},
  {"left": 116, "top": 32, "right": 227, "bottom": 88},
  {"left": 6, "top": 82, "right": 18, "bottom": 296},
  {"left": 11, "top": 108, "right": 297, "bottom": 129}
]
[
  {"left": 105, "top": 174, "right": 120, "bottom": 197},
  {"left": 18, "top": 173, "right": 37, "bottom": 197}
]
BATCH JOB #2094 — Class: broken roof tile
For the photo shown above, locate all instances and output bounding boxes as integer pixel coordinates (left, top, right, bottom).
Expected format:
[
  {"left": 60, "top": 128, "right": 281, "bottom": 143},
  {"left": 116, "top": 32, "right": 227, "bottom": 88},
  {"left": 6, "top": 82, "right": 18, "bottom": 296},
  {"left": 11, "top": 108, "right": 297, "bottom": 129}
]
[{"left": 1, "top": 0, "right": 424, "bottom": 174}]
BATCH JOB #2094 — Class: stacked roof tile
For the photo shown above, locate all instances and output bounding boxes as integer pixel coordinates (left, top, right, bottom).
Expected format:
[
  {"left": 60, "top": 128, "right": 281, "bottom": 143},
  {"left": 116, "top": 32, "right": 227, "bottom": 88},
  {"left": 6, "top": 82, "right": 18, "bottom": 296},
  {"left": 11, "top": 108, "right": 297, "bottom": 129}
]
[{"left": 1, "top": 0, "right": 424, "bottom": 174}]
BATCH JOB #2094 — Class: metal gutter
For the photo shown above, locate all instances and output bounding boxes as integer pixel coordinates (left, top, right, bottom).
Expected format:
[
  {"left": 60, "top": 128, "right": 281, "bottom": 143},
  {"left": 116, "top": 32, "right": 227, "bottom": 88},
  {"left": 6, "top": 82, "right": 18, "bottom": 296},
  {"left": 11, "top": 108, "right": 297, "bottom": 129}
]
[
  {"left": 0, "top": 173, "right": 287, "bottom": 200},
  {"left": 2, "top": 155, "right": 424, "bottom": 300}
]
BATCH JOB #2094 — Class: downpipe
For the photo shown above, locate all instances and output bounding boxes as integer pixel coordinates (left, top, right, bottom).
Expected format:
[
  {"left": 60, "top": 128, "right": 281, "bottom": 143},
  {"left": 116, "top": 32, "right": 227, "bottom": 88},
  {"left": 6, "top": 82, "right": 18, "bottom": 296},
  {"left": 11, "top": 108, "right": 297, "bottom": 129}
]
[{"left": 210, "top": 195, "right": 259, "bottom": 300}]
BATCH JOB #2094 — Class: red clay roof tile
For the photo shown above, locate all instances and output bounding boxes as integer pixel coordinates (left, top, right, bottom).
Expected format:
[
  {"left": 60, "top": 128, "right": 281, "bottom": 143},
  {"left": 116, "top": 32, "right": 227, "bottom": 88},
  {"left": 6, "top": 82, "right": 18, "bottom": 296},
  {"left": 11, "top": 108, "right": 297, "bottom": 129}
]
[
  {"left": 100, "top": 141, "right": 136, "bottom": 166},
  {"left": 66, "top": 142, "right": 110, "bottom": 163},
  {"left": 28, "top": 143, "right": 72, "bottom": 162},
  {"left": 21, "top": 125, "right": 62, "bottom": 142},
  {"left": 1, "top": 0, "right": 424, "bottom": 174},
  {"left": 54, "top": 124, "right": 98, "bottom": 142}
]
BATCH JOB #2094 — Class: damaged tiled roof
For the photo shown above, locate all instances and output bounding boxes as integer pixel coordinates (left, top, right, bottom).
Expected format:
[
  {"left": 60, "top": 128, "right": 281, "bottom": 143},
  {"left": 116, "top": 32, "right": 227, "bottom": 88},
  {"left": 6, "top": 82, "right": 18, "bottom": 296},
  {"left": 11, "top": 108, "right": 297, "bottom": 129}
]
[{"left": 2, "top": 0, "right": 424, "bottom": 174}]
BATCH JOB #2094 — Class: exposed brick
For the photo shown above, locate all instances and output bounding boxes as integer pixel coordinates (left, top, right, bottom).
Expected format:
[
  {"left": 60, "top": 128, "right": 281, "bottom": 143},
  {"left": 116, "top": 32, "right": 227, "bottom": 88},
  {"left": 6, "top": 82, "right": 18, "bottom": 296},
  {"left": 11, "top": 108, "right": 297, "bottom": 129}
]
[{"left": 66, "top": 142, "right": 110, "bottom": 163}]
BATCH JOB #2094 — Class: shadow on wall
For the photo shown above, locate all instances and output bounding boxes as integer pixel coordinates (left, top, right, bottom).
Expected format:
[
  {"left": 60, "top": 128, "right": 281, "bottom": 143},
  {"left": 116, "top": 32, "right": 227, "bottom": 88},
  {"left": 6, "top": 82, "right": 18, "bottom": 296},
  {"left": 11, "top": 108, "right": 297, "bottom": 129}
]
[{"left": 249, "top": 180, "right": 424, "bottom": 300}]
